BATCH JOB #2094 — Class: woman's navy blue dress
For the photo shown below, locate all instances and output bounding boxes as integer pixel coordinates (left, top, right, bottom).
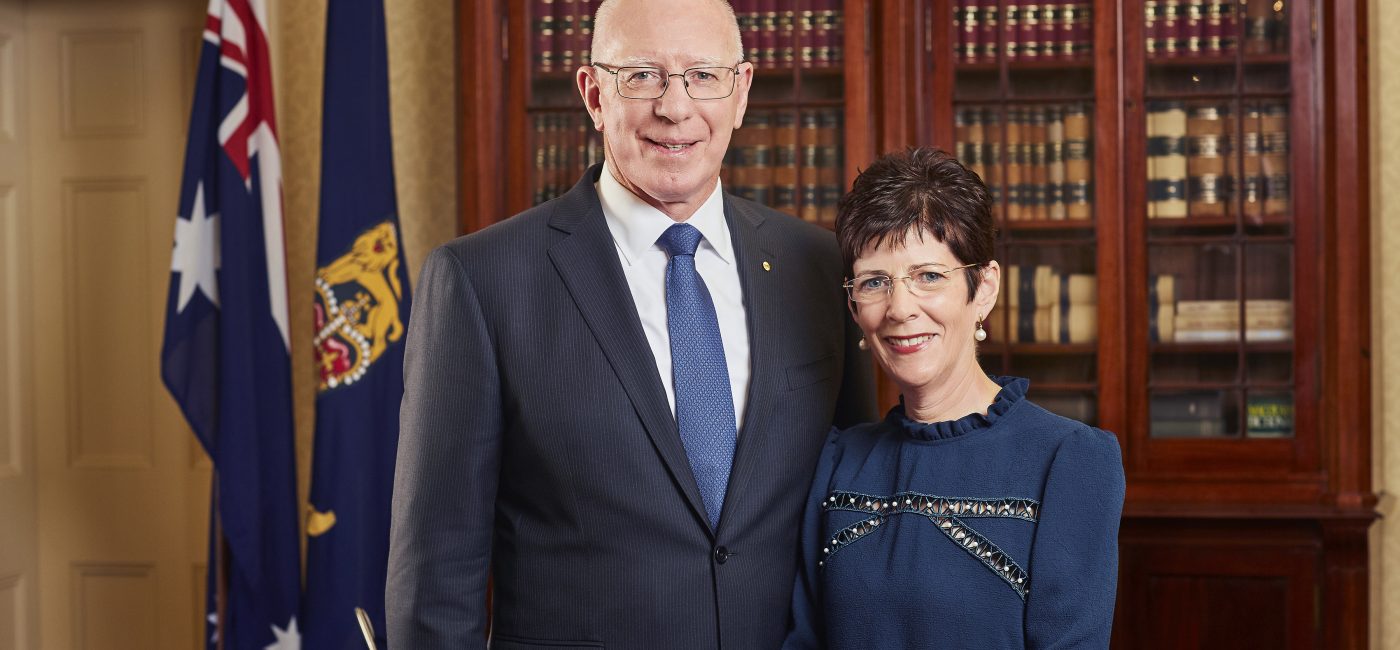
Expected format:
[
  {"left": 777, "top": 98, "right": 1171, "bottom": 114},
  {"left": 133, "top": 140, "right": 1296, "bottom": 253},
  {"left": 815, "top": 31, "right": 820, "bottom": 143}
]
[{"left": 783, "top": 377, "right": 1126, "bottom": 649}]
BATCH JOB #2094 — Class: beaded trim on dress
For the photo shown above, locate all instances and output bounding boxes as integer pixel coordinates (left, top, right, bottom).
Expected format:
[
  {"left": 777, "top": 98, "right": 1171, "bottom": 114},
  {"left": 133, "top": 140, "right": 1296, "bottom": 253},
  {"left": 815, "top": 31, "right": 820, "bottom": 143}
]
[{"left": 818, "top": 490, "right": 1039, "bottom": 600}]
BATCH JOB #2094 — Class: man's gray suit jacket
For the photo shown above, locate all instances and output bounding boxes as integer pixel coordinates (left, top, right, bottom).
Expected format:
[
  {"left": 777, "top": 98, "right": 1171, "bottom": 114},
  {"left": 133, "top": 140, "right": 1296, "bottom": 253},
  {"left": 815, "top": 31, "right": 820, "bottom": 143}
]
[{"left": 387, "top": 164, "right": 876, "bottom": 649}]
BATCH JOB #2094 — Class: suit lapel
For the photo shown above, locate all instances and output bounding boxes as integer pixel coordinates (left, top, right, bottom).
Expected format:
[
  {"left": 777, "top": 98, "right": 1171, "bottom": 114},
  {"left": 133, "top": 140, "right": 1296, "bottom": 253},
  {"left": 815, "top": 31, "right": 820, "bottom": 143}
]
[
  {"left": 546, "top": 167, "right": 712, "bottom": 531},
  {"left": 718, "top": 196, "right": 783, "bottom": 531}
]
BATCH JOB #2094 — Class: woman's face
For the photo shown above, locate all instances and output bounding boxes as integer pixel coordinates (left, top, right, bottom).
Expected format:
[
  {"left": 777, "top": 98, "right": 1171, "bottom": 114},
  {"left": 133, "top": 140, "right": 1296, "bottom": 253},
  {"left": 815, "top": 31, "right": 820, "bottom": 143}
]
[{"left": 849, "top": 229, "right": 999, "bottom": 396}]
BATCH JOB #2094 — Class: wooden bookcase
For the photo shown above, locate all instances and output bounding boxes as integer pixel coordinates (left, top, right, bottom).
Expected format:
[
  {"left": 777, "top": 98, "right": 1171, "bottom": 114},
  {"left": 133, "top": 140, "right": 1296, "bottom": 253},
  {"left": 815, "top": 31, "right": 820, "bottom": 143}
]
[{"left": 457, "top": 0, "right": 1375, "bottom": 646}]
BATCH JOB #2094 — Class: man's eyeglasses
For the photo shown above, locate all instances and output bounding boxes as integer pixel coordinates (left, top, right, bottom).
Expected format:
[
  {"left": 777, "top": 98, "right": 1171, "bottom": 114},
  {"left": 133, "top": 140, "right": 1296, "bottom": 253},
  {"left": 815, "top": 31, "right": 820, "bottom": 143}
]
[
  {"left": 843, "top": 263, "right": 980, "bottom": 304},
  {"left": 593, "top": 62, "right": 744, "bottom": 100}
]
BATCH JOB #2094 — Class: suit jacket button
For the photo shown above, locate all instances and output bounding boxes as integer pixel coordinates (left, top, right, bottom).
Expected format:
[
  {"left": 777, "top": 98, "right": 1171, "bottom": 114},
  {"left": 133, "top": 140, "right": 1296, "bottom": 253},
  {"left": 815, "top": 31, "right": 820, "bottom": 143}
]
[{"left": 713, "top": 546, "right": 730, "bottom": 564}]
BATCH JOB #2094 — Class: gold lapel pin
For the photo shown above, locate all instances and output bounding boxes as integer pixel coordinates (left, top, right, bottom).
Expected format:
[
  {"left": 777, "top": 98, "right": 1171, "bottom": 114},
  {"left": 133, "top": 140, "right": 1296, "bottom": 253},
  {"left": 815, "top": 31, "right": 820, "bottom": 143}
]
[{"left": 762, "top": 261, "right": 772, "bottom": 271}]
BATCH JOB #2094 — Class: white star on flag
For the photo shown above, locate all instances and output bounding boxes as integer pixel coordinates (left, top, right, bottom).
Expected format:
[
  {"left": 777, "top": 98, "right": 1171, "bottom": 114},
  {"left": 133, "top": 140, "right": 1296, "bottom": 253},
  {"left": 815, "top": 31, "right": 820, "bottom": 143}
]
[
  {"left": 171, "top": 181, "right": 221, "bottom": 312},
  {"left": 265, "top": 616, "right": 300, "bottom": 650}
]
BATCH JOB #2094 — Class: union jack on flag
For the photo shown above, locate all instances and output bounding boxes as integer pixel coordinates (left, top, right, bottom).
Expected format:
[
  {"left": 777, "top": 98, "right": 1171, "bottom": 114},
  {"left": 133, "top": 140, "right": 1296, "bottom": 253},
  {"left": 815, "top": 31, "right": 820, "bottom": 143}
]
[{"left": 159, "top": 0, "right": 301, "bottom": 648}]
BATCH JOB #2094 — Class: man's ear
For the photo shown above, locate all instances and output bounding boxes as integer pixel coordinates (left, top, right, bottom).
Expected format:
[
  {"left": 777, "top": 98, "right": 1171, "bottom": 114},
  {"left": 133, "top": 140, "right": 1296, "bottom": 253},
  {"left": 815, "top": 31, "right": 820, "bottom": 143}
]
[
  {"left": 732, "top": 62, "right": 754, "bottom": 128},
  {"left": 577, "top": 65, "right": 605, "bottom": 131}
]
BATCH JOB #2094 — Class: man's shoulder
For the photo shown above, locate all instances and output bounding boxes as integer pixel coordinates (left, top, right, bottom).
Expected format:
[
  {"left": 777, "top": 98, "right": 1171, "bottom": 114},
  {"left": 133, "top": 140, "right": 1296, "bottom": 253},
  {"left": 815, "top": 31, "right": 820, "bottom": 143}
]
[
  {"left": 436, "top": 199, "right": 567, "bottom": 265},
  {"left": 724, "top": 193, "right": 838, "bottom": 252}
]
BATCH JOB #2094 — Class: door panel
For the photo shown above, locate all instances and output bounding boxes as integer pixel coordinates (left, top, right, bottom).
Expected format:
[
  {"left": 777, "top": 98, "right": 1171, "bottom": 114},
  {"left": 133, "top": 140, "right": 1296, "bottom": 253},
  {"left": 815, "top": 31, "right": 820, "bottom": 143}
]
[{"left": 25, "top": 1, "right": 208, "bottom": 648}]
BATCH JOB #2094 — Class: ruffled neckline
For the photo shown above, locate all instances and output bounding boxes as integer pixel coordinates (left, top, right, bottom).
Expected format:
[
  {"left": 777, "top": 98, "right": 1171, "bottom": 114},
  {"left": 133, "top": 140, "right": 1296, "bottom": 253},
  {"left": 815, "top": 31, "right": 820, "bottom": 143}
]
[{"left": 888, "top": 375, "right": 1029, "bottom": 442}]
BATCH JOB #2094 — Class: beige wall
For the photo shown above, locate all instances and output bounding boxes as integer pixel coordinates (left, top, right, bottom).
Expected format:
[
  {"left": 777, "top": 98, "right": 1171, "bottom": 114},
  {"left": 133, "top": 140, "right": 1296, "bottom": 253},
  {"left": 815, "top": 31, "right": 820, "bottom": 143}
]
[
  {"left": 268, "top": 0, "right": 458, "bottom": 541},
  {"left": 1373, "top": 0, "right": 1399, "bottom": 648}
]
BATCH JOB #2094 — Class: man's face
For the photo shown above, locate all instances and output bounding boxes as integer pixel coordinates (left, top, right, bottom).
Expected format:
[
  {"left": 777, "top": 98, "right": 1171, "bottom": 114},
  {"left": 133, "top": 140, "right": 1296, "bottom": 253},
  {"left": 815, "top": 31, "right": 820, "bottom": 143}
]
[{"left": 578, "top": 0, "right": 752, "bottom": 218}]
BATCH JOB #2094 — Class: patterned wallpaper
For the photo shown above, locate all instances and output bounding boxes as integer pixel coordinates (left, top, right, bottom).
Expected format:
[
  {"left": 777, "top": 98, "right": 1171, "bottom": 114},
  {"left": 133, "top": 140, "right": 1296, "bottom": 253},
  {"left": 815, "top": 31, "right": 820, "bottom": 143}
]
[
  {"left": 1371, "top": 0, "right": 1399, "bottom": 646},
  {"left": 268, "top": 0, "right": 458, "bottom": 551}
]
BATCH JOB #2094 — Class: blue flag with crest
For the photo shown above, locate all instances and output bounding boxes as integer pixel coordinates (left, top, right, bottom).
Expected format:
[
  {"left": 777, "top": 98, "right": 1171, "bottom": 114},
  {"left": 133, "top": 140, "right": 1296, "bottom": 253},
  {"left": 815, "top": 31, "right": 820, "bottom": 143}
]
[
  {"left": 159, "top": 0, "right": 302, "bottom": 648},
  {"left": 302, "top": 0, "right": 412, "bottom": 646}
]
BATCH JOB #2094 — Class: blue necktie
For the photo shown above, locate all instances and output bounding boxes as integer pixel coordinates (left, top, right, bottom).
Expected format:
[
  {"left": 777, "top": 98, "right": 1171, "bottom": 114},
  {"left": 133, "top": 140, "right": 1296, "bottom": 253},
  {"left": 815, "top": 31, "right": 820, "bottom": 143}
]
[{"left": 658, "top": 223, "right": 737, "bottom": 529}]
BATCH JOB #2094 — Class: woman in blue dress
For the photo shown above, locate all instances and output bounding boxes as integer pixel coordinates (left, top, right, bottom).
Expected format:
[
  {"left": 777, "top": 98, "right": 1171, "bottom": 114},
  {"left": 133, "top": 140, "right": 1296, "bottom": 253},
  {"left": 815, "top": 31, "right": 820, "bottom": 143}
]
[{"left": 784, "top": 148, "right": 1125, "bottom": 649}]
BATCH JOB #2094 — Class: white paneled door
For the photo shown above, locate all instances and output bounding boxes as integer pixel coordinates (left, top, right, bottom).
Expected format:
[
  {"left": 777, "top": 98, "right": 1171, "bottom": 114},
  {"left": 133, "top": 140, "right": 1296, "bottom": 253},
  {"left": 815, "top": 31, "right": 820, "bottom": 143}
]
[{"left": 13, "top": 0, "right": 211, "bottom": 647}]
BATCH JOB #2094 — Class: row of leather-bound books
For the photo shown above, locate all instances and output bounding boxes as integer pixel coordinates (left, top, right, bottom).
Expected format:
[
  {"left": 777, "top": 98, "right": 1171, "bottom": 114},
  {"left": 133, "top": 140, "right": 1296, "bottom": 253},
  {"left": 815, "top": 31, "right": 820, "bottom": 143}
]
[
  {"left": 981, "top": 267, "right": 1294, "bottom": 346},
  {"left": 954, "top": 1, "right": 1094, "bottom": 62},
  {"left": 1152, "top": 391, "right": 1294, "bottom": 438},
  {"left": 735, "top": 0, "right": 844, "bottom": 68},
  {"left": 989, "top": 264, "right": 1097, "bottom": 345},
  {"left": 954, "top": 104, "right": 1094, "bottom": 222},
  {"left": 531, "top": 113, "right": 604, "bottom": 206},
  {"left": 533, "top": 0, "right": 597, "bottom": 74},
  {"left": 528, "top": 109, "right": 844, "bottom": 223},
  {"left": 531, "top": 0, "right": 844, "bottom": 74},
  {"left": 1147, "top": 274, "right": 1292, "bottom": 344},
  {"left": 721, "top": 108, "right": 844, "bottom": 223},
  {"left": 1144, "top": 0, "right": 1289, "bottom": 58},
  {"left": 1145, "top": 100, "right": 1290, "bottom": 220}
]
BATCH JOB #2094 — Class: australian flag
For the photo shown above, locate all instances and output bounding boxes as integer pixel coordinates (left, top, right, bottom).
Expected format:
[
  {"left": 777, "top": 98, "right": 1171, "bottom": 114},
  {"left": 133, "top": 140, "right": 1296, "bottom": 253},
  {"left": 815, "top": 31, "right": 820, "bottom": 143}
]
[
  {"left": 159, "top": 0, "right": 302, "bottom": 648},
  {"left": 302, "top": 0, "right": 412, "bottom": 646}
]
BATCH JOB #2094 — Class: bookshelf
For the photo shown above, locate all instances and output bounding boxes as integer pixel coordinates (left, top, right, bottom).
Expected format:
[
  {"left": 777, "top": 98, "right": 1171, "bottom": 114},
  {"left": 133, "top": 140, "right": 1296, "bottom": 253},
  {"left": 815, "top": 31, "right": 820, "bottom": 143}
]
[{"left": 458, "top": 0, "right": 1374, "bottom": 646}]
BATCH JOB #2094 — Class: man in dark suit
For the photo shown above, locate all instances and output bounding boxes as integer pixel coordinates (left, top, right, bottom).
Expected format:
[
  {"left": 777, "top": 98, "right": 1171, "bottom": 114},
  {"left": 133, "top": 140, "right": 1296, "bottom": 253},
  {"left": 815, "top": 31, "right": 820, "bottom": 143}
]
[{"left": 386, "top": 0, "right": 875, "bottom": 647}]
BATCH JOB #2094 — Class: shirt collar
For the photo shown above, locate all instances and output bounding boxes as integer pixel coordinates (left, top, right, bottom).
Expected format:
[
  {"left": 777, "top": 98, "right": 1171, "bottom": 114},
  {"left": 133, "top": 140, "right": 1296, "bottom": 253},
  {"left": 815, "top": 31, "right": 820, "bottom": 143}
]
[{"left": 597, "top": 160, "right": 734, "bottom": 266}]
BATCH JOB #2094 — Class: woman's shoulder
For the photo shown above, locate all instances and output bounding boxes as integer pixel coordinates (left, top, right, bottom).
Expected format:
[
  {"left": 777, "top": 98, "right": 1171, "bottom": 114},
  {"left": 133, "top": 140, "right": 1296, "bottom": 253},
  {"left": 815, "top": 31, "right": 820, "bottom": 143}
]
[
  {"left": 827, "top": 419, "right": 888, "bottom": 446},
  {"left": 1010, "top": 399, "right": 1122, "bottom": 461},
  {"left": 818, "top": 419, "right": 895, "bottom": 460}
]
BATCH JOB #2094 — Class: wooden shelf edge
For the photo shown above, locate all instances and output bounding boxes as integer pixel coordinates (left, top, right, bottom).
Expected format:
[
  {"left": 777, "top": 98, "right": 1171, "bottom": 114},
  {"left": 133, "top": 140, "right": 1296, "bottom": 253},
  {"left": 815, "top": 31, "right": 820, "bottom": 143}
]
[{"left": 1122, "top": 500, "right": 1381, "bottom": 521}]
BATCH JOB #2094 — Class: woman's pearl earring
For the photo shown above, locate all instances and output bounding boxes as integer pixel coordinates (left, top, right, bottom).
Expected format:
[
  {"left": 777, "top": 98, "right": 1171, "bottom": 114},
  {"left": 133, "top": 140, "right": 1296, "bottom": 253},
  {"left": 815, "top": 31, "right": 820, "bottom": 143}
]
[
  {"left": 858, "top": 337, "right": 869, "bottom": 351},
  {"left": 974, "top": 318, "right": 988, "bottom": 342}
]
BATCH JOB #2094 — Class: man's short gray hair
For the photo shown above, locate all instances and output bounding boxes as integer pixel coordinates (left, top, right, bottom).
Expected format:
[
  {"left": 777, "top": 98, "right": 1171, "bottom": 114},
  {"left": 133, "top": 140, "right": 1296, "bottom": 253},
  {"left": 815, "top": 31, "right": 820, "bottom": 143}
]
[{"left": 590, "top": 0, "right": 745, "bottom": 65}]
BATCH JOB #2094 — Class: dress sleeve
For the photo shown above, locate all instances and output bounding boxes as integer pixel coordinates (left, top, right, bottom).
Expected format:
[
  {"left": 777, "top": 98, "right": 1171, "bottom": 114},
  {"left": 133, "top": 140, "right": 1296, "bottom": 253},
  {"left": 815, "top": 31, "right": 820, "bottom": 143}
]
[
  {"left": 386, "top": 245, "right": 502, "bottom": 649},
  {"left": 1024, "top": 427, "right": 1126, "bottom": 649},
  {"left": 781, "top": 427, "right": 843, "bottom": 650}
]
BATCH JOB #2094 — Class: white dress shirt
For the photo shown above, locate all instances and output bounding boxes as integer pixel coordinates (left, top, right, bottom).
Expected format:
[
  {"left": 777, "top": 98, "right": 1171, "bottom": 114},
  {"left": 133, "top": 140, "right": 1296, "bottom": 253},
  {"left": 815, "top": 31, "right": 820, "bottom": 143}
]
[{"left": 597, "top": 162, "right": 751, "bottom": 430}]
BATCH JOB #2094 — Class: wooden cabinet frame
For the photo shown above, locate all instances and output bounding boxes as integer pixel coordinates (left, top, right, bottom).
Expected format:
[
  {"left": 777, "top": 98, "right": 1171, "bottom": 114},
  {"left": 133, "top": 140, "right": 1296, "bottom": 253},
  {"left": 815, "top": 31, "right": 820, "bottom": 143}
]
[{"left": 455, "top": 0, "right": 1375, "bottom": 645}]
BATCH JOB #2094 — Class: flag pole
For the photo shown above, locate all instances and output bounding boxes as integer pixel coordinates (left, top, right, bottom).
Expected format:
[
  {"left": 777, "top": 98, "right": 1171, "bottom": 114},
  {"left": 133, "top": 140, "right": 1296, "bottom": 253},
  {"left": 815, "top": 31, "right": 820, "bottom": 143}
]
[{"left": 214, "top": 477, "right": 226, "bottom": 650}]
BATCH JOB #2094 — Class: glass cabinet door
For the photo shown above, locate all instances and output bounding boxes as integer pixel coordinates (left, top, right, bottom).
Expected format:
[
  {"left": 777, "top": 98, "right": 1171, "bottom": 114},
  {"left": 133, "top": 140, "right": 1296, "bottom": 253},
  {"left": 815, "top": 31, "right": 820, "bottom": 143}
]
[
  {"left": 948, "top": 0, "right": 1100, "bottom": 424},
  {"left": 521, "top": 0, "right": 850, "bottom": 226},
  {"left": 1134, "top": 0, "right": 1312, "bottom": 451}
]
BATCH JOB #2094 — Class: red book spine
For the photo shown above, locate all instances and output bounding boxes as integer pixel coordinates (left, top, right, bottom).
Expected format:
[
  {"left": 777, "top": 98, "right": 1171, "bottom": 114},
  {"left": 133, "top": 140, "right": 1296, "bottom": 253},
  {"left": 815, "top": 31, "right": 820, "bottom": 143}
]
[
  {"left": 535, "top": 0, "right": 555, "bottom": 73},
  {"left": 559, "top": 0, "right": 579, "bottom": 70},
  {"left": 1075, "top": 1, "right": 1091, "bottom": 58},
  {"left": 1020, "top": 3, "right": 1040, "bottom": 60},
  {"left": 738, "top": 0, "right": 759, "bottom": 64},
  {"left": 823, "top": 0, "right": 840, "bottom": 67},
  {"left": 1039, "top": 3, "right": 1058, "bottom": 59},
  {"left": 1162, "top": 0, "right": 1181, "bottom": 57},
  {"left": 1184, "top": 0, "right": 1205, "bottom": 56},
  {"left": 797, "top": 1, "right": 814, "bottom": 68},
  {"left": 1060, "top": 1, "right": 1079, "bottom": 59},
  {"left": 981, "top": 0, "right": 999, "bottom": 62},
  {"left": 579, "top": 0, "right": 596, "bottom": 65},
  {"left": 1203, "top": 0, "right": 1223, "bottom": 54},
  {"left": 778, "top": 4, "right": 796, "bottom": 66},
  {"left": 757, "top": 0, "right": 776, "bottom": 66},
  {"left": 962, "top": 0, "right": 982, "bottom": 62},
  {"left": 829, "top": 0, "right": 844, "bottom": 64},
  {"left": 955, "top": 0, "right": 966, "bottom": 62},
  {"left": 1145, "top": 1, "right": 1159, "bottom": 59},
  {"left": 1003, "top": 1, "right": 1019, "bottom": 60}
]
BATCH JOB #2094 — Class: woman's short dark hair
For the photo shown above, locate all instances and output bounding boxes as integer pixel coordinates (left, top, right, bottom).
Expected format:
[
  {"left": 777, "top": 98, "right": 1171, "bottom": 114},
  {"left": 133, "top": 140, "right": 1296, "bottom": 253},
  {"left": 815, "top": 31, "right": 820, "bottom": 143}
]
[{"left": 835, "top": 147, "right": 996, "bottom": 302}]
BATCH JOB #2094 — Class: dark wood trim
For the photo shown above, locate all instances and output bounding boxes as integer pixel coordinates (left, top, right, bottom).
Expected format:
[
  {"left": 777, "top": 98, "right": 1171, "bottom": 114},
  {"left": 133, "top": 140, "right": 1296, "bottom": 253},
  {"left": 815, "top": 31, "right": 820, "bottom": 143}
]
[
  {"left": 843, "top": 0, "right": 876, "bottom": 185},
  {"left": 505, "top": 2, "right": 534, "bottom": 217},
  {"left": 1323, "top": 0, "right": 1373, "bottom": 508},
  {"left": 1120, "top": 0, "right": 1151, "bottom": 476},
  {"left": 1320, "top": 518, "right": 1371, "bottom": 650},
  {"left": 453, "top": 2, "right": 1379, "bottom": 644},
  {"left": 457, "top": 0, "right": 506, "bottom": 234},
  {"left": 1094, "top": 0, "right": 1126, "bottom": 439}
]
